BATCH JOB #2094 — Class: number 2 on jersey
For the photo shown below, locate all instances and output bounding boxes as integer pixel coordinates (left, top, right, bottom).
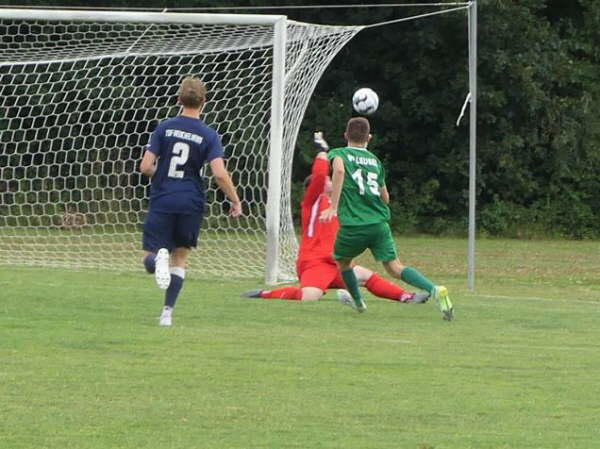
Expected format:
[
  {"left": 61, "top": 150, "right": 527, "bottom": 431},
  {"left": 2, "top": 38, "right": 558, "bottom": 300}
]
[
  {"left": 168, "top": 142, "right": 190, "bottom": 178},
  {"left": 351, "top": 168, "right": 380, "bottom": 196}
]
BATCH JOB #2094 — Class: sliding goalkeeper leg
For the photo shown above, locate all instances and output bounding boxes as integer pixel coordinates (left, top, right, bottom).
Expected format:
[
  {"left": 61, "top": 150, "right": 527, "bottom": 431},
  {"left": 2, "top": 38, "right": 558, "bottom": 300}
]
[{"left": 241, "top": 261, "right": 338, "bottom": 301}]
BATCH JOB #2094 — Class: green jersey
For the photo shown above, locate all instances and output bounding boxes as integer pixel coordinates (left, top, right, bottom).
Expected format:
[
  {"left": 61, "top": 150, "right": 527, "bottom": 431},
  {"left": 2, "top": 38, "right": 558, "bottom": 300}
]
[{"left": 328, "top": 146, "right": 390, "bottom": 226}]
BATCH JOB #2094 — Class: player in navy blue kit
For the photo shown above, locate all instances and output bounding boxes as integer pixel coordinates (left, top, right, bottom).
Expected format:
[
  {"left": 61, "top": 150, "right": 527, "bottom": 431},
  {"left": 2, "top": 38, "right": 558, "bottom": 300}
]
[{"left": 140, "top": 76, "right": 242, "bottom": 326}]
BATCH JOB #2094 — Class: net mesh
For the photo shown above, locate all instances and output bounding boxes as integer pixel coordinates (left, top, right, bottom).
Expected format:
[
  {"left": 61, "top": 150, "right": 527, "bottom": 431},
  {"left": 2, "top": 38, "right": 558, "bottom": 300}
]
[{"left": 0, "top": 14, "right": 359, "bottom": 281}]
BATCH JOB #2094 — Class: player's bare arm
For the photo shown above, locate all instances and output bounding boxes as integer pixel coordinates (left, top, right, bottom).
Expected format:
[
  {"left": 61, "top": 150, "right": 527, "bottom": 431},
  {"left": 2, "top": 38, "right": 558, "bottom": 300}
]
[
  {"left": 381, "top": 185, "right": 390, "bottom": 204},
  {"left": 140, "top": 150, "right": 157, "bottom": 177},
  {"left": 210, "top": 157, "right": 243, "bottom": 217},
  {"left": 320, "top": 156, "right": 344, "bottom": 222}
]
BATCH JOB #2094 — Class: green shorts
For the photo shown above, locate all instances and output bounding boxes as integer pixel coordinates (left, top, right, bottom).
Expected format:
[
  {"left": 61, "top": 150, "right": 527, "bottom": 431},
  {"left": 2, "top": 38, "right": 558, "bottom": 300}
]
[{"left": 334, "top": 222, "right": 398, "bottom": 262}]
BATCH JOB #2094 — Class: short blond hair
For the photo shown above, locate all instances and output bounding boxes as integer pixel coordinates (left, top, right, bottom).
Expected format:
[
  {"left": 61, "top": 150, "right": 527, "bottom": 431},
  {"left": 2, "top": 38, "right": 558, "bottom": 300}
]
[{"left": 178, "top": 76, "right": 206, "bottom": 109}]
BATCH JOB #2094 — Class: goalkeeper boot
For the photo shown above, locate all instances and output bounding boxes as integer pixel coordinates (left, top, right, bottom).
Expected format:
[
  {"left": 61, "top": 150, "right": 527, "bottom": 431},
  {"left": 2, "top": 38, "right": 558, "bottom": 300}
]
[
  {"left": 241, "top": 289, "right": 262, "bottom": 298},
  {"left": 336, "top": 289, "right": 354, "bottom": 307},
  {"left": 405, "top": 292, "right": 430, "bottom": 304},
  {"left": 337, "top": 290, "right": 366, "bottom": 312},
  {"left": 154, "top": 248, "right": 171, "bottom": 290},
  {"left": 432, "top": 286, "right": 453, "bottom": 321},
  {"left": 159, "top": 306, "right": 172, "bottom": 327}
]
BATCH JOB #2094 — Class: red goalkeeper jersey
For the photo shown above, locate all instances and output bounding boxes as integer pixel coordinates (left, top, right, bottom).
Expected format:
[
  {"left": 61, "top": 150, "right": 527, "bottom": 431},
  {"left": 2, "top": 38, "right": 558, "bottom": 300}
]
[{"left": 298, "top": 157, "right": 339, "bottom": 264}]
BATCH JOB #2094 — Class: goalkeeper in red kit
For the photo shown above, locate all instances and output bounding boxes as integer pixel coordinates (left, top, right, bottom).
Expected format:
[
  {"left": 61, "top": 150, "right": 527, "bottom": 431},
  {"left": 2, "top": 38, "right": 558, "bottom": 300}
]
[{"left": 242, "top": 132, "right": 429, "bottom": 305}]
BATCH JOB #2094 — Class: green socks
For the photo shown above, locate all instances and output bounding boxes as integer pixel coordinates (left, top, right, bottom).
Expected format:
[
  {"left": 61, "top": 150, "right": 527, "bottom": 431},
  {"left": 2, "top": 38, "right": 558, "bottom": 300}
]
[
  {"left": 341, "top": 269, "right": 363, "bottom": 307},
  {"left": 400, "top": 267, "right": 435, "bottom": 294}
]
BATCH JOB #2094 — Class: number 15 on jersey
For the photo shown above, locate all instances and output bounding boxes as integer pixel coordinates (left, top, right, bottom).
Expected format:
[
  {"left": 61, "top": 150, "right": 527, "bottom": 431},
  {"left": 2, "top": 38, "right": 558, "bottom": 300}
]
[{"left": 351, "top": 168, "right": 380, "bottom": 196}]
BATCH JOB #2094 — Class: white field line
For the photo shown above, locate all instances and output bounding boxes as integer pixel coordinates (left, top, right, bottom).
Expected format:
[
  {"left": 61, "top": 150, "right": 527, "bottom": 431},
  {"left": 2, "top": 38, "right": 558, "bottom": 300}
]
[
  {"left": 482, "top": 343, "right": 599, "bottom": 353},
  {"left": 371, "top": 339, "right": 411, "bottom": 345},
  {"left": 466, "top": 293, "right": 600, "bottom": 306}
]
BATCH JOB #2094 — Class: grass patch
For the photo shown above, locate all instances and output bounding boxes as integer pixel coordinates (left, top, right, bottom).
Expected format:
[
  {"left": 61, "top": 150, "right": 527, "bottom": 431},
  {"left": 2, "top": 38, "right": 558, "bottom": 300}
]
[{"left": 1, "top": 236, "right": 599, "bottom": 448}]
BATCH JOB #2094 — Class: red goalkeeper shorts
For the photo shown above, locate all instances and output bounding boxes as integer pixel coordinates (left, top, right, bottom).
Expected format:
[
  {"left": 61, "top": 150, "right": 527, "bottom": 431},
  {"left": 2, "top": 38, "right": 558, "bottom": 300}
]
[{"left": 296, "top": 258, "right": 345, "bottom": 292}]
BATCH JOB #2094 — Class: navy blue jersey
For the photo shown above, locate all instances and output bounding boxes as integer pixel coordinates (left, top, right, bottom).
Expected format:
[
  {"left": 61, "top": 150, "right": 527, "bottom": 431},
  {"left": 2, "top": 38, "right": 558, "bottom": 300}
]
[{"left": 145, "top": 116, "right": 224, "bottom": 214}]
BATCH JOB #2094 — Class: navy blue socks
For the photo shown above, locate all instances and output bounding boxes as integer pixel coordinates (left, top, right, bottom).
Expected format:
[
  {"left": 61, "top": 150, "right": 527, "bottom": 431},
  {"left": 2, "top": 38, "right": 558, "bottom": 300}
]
[{"left": 165, "top": 267, "right": 185, "bottom": 308}]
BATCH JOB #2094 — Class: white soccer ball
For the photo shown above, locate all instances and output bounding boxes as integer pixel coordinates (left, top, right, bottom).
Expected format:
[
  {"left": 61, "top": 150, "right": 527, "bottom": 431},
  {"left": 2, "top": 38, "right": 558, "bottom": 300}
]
[{"left": 352, "top": 88, "right": 379, "bottom": 115}]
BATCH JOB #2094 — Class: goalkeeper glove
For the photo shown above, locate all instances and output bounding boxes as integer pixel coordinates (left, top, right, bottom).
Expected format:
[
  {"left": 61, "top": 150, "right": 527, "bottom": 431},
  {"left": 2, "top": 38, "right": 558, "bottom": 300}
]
[{"left": 314, "top": 131, "right": 329, "bottom": 153}]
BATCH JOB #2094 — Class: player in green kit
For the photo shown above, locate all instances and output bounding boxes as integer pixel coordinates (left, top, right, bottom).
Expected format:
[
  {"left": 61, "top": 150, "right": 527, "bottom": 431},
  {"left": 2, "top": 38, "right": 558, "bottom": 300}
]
[{"left": 320, "top": 117, "right": 453, "bottom": 320}]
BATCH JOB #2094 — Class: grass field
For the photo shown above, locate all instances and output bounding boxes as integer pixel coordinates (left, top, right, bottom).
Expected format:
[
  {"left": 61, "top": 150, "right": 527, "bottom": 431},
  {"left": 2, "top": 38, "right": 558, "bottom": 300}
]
[{"left": 2, "top": 237, "right": 599, "bottom": 449}]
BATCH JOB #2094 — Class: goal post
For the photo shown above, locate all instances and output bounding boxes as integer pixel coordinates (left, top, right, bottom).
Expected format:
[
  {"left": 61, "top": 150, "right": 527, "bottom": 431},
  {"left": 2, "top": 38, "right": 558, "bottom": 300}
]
[
  {"left": 0, "top": 8, "right": 361, "bottom": 283},
  {"left": 265, "top": 17, "right": 286, "bottom": 285}
]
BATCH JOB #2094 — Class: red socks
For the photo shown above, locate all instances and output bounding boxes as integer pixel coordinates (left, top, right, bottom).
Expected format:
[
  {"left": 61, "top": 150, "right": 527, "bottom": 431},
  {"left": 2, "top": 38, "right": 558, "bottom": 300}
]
[
  {"left": 364, "top": 273, "right": 409, "bottom": 302},
  {"left": 260, "top": 275, "right": 408, "bottom": 302},
  {"left": 260, "top": 286, "right": 303, "bottom": 300}
]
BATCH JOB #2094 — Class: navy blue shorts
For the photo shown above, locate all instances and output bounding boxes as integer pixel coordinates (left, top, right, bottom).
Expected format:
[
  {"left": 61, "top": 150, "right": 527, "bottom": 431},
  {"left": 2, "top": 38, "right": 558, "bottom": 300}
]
[{"left": 142, "top": 210, "right": 203, "bottom": 253}]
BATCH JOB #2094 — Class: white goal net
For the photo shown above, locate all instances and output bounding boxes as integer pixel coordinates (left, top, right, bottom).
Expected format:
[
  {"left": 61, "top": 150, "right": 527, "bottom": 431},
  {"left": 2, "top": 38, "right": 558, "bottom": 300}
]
[{"left": 0, "top": 10, "right": 360, "bottom": 282}]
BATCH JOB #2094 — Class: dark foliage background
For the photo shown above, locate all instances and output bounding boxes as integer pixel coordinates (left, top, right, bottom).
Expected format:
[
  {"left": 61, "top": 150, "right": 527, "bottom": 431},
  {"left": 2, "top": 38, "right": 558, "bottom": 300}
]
[{"left": 3, "top": 0, "right": 599, "bottom": 238}]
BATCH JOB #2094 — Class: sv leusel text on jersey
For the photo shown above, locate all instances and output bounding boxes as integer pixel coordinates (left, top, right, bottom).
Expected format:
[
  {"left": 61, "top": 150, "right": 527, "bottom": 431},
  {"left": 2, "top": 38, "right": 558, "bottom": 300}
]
[{"left": 346, "top": 154, "right": 378, "bottom": 168}]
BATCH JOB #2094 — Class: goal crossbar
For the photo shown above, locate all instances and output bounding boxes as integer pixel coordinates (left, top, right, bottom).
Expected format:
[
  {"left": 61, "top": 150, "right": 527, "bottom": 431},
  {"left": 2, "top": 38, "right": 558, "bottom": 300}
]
[{"left": 0, "top": 8, "right": 286, "bottom": 25}]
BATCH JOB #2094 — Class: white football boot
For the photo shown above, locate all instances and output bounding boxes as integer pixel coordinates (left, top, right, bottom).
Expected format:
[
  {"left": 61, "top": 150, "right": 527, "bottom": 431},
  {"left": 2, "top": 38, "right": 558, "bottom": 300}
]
[
  {"left": 336, "top": 289, "right": 354, "bottom": 307},
  {"left": 336, "top": 289, "right": 367, "bottom": 313},
  {"left": 159, "top": 306, "right": 172, "bottom": 327},
  {"left": 154, "top": 248, "right": 171, "bottom": 290}
]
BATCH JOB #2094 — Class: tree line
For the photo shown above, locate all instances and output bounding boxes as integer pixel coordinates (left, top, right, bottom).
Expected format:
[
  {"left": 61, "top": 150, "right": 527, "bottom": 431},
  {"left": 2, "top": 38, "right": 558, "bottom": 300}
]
[{"left": 3, "top": 0, "right": 599, "bottom": 238}]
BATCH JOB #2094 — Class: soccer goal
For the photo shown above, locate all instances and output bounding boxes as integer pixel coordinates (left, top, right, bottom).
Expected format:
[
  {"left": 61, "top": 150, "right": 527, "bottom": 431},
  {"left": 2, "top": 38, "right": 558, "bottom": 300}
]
[
  {"left": 0, "top": 4, "right": 476, "bottom": 286},
  {"left": 0, "top": 9, "right": 363, "bottom": 283}
]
